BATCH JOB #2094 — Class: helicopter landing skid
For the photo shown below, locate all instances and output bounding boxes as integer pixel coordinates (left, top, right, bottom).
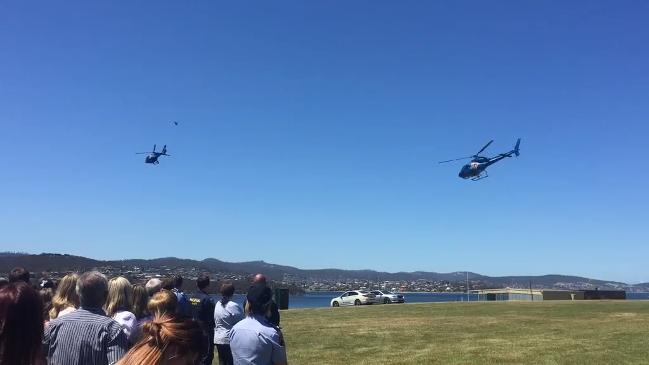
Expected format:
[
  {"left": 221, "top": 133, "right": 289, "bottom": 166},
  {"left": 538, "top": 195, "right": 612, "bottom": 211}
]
[{"left": 471, "top": 172, "right": 488, "bottom": 181}]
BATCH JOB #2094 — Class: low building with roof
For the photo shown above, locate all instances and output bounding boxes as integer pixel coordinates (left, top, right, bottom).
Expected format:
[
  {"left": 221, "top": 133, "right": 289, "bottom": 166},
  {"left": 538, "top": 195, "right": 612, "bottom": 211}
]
[{"left": 474, "top": 288, "right": 543, "bottom": 301}]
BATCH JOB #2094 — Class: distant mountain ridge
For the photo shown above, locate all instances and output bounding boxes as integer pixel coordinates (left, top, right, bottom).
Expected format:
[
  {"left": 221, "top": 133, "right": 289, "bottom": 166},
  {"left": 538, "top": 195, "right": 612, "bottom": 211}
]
[{"left": 0, "top": 252, "right": 636, "bottom": 289}]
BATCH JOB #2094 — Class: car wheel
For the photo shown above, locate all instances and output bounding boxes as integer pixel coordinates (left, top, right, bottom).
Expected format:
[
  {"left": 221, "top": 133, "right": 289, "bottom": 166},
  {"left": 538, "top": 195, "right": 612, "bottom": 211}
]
[
  {"left": 383, "top": 298, "right": 391, "bottom": 304},
  {"left": 354, "top": 299, "right": 361, "bottom": 306},
  {"left": 332, "top": 301, "right": 339, "bottom": 307}
]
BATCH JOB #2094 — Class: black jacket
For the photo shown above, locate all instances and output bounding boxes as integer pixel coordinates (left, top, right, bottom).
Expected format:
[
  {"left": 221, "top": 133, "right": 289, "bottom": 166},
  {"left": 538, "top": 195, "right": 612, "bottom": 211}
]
[{"left": 190, "top": 291, "right": 215, "bottom": 329}]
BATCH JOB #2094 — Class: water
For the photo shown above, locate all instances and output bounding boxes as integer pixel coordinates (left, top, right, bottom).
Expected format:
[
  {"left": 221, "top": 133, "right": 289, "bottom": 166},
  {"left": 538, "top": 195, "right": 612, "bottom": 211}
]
[
  {"left": 213, "top": 291, "right": 649, "bottom": 310},
  {"left": 626, "top": 292, "right": 649, "bottom": 300},
  {"left": 212, "top": 292, "right": 478, "bottom": 309},
  {"left": 288, "top": 292, "right": 481, "bottom": 308}
]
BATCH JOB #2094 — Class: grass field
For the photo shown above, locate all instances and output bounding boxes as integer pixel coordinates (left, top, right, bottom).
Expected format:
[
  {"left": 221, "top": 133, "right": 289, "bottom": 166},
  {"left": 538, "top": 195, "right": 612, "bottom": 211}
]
[{"left": 277, "top": 301, "right": 649, "bottom": 365}]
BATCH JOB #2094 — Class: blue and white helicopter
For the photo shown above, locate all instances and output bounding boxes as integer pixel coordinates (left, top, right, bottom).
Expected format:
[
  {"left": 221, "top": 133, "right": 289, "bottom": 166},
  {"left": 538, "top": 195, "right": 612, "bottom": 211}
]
[
  {"left": 439, "top": 139, "right": 521, "bottom": 180},
  {"left": 136, "top": 144, "right": 170, "bottom": 165}
]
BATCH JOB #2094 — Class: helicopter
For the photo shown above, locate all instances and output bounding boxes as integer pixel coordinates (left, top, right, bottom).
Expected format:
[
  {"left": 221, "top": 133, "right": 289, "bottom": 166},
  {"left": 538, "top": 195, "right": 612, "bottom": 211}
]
[
  {"left": 136, "top": 144, "right": 170, "bottom": 165},
  {"left": 439, "top": 138, "right": 521, "bottom": 180}
]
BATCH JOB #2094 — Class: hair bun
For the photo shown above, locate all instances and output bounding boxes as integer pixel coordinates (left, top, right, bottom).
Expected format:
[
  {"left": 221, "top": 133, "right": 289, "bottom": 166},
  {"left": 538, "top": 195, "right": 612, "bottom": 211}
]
[{"left": 144, "top": 319, "right": 165, "bottom": 346}]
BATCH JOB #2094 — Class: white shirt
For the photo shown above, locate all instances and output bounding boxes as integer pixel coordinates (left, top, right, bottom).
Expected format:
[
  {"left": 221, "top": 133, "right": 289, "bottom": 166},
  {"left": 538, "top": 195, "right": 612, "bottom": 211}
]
[
  {"left": 112, "top": 310, "right": 137, "bottom": 341},
  {"left": 213, "top": 300, "right": 244, "bottom": 345}
]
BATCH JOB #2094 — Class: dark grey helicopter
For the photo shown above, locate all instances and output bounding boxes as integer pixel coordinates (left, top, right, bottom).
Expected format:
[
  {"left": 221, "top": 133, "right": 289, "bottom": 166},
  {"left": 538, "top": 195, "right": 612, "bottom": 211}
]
[
  {"left": 136, "top": 144, "right": 170, "bottom": 165},
  {"left": 439, "top": 139, "right": 521, "bottom": 180}
]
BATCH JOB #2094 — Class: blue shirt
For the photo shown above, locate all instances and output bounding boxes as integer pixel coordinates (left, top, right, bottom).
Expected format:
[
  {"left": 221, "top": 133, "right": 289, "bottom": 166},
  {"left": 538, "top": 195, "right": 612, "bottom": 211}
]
[
  {"left": 43, "top": 307, "right": 128, "bottom": 365},
  {"left": 229, "top": 315, "right": 287, "bottom": 365},
  {"left": 172, "top": 288, "right": 191, "bottom": 317}
]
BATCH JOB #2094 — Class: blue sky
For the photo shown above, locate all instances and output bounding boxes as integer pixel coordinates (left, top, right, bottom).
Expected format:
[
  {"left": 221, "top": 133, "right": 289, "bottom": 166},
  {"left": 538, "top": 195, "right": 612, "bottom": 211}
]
[{"left": 1, "top": 1, "right": 648, "bottom": 283}]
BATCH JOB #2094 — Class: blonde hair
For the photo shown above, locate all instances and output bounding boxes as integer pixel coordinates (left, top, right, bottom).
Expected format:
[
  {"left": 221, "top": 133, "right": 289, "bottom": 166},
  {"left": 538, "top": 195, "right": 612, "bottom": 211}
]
[
  {"left": 49, "top": 273, "right": 80, "bottom": 319},
  {"left": 117, "top": 315, "right": 204, "bottom": 365},
  {"left": 105, "top": 276, "right": 133, "bottom": 317},
  {"left": 244, "top": 300, "right": 252, "bottom": 316},
  {"left": 147, "top": 289, "right": 177, "bottom": 317}
]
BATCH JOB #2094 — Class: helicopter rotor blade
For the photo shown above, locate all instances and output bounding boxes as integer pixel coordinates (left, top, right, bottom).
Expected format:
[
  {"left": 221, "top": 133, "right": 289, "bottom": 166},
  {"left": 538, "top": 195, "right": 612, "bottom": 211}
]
[
  {"left": 475, "top": 140, "right": 493, "bottom": 156},
  {"left": 438, "top": 156, "right": 472, "bottom": 164}
]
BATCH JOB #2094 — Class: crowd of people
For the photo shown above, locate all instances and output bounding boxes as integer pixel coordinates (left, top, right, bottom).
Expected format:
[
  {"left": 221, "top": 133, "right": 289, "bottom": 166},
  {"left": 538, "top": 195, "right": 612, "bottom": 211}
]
[{"left": 0, "top": 267, "right": 288, "bottom": 365}]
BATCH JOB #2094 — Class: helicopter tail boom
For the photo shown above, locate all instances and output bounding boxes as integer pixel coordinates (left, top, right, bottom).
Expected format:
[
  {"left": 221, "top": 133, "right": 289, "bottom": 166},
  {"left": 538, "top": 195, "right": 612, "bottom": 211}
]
[{"left": 513, "top": 138, "right": 521, "bottom": 157}]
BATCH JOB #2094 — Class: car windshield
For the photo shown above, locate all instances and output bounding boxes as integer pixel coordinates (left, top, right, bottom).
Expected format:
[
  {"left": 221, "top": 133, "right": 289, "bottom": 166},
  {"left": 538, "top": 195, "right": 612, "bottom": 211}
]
[{"left": 383, "top": 291, "right": 393, "bottom": 294}]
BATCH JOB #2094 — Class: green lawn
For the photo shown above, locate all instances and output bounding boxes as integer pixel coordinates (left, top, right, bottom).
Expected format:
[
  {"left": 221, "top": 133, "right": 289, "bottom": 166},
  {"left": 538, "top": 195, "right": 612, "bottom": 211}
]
[{"left": 277, "top": 301, "right": 649, "bottom": 365}]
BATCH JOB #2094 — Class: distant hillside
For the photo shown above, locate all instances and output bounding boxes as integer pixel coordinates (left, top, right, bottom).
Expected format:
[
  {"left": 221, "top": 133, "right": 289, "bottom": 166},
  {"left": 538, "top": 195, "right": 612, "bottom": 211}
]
[
  {"left": 0, "top": 253, "right": 634, "bottom": 290},
  {"left": 479, "top": 274, "right": 628, "bottom": 289},
  {"left": 0, "top": 252, "right": 30, "bottom": 257},
  {"left": 0, "top": 253, "right": 103, "bottom": 274}
]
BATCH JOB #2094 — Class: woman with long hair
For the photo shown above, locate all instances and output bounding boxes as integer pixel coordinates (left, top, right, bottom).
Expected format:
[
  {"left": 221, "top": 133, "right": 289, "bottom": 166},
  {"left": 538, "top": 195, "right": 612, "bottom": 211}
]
[
  {"left": 49, "top": 273, "right": 80, "bottom": 320},
  {"left": 132, "top": 285, "right": 150, "bottom": 320},
  {"left": 39, "top": 288, "right": 53, "bottom": 326},
  {"left": 0, "top": 282, "right": 45, "bottom": 365},
  {"left": 213, "top": 283, "right": 243, "bottom": 365},
  {"left": 129, "top": 284, "right": 152, "bottom": 345},
  {"left": 117, "top": 315, "right": 205, "bottom": 365},
  {"left": 106, "top": 276, "right": 136, "bottom": 341}
]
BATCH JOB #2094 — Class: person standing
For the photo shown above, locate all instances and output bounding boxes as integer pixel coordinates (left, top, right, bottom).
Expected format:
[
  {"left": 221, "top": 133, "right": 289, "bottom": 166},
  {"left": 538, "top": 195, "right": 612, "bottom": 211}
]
[
  {"left": 246, "top": 273, "right": 280, "bottom": 326},
  {"left": 0, "top": 282, "right": 45, "bottom": 365},
  {"left": 213, "top": 283, "right": 244, "bottom": 365},
  {"left": 131, "top": 285, "right": 150, "bottom": 321},
  {"left": 145, "top": 278, "right": 163, "bottom": 297},
  {"left": 49, "top": 273, "right": 80, "bottom": 320},
  {"left": 8, "top": 267, "right": 30, "bottom": 284},
  {"left": 229, "top": 284, "right": 287, "bottom": 365},
  {"left": 105, "top": 277, "right": 137, "bottom": 342},
  {"left": 171, "top": 275, "right": 191, "bottom": 317},
  {"left": 43, "top": 271, "right": 128, "bottom": 365},
  {"left": 117, "top": 315, "right": 205, "bottom": 365},
  {"left": 38, "top": 288, "right": 54, "bottom": 326},
  {"left": 148, "top": 289, "right": 178, "bottom": 317},
  {"left": 190, "top": 274, "right": 216, "bottom": 365},
  {"left": 129, "top": 285, "right": 152, "bottom": 345}
]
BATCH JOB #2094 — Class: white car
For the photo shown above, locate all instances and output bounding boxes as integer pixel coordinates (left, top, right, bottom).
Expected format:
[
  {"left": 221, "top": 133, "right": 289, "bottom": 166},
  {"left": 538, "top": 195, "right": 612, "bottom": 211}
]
[
  {"left": 330, "top": 290, "right": 376, "bottom": 307},
  {"left": 369, "top": 290, "right": 405, "bottom": 304}
]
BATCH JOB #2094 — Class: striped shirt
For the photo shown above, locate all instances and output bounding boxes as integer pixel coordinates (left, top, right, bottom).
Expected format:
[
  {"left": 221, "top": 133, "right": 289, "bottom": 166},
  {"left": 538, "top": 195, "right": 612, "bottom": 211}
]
[{"left": 43, "top": 307, "right": 128, "bottom": 365}]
